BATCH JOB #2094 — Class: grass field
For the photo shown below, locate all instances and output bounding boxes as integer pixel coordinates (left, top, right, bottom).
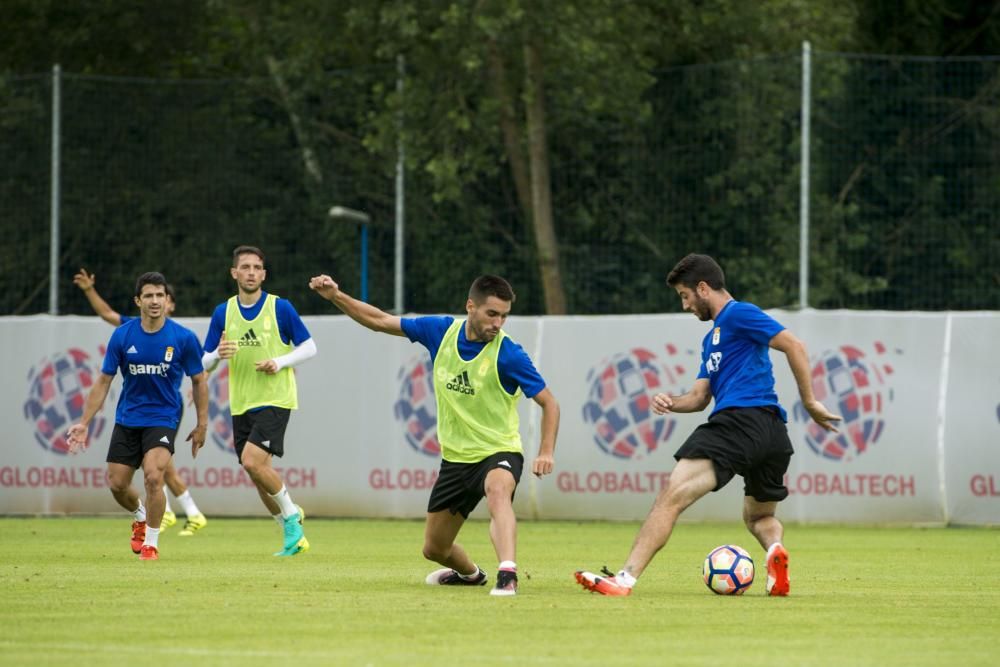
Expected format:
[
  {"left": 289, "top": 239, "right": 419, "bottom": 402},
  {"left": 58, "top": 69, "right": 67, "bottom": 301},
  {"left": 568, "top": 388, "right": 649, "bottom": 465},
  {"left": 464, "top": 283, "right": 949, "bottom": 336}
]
[{"left": 1, "top": 517, "right": 997, "bottom": 667}]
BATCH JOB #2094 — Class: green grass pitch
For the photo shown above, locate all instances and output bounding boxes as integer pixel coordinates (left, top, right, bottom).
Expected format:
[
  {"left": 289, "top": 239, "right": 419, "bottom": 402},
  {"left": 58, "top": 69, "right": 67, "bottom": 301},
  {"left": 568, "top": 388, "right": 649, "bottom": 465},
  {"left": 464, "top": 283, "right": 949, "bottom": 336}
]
[{"left": 1, "top": 517, "right": 997, "bottom": 666}]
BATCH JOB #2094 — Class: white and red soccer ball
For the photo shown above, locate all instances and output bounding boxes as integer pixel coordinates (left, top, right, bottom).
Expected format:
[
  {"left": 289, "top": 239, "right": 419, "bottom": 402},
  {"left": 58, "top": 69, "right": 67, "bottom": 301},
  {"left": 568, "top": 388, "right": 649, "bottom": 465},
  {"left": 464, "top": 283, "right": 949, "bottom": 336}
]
[{"left": 703, "top": 544, "right": 755, "bottom": 595}]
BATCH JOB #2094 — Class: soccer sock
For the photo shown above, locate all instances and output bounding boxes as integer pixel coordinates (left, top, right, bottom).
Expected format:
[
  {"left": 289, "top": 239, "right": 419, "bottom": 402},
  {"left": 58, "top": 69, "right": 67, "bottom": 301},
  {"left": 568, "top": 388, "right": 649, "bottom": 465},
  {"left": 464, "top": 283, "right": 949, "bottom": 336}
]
[
  {"left": 615, "top": 570, "right": 637, "bottom": 588},
  {"left": 163, "top": 491, "right": 172, "bottom": 514},
  {"left": 458, "top": 564, "right": 483, "bottom": 580},
  {"left": 498, "top": 560, "right": 517, "bottom": 572},
  {"left": 269, "top": 485, "right": 299, "bottom": 519},
  {"left": 272, "top": 512, "right": 284, "bottom": 528},
  {"left": 176, "top": 490, "right": 201, "bottom": 517},
  {"left": 144, "top": 526, "right": 160, "bottom": 549},
  {"left": 133, "top": 500, "right": 147, "bottom": 523},
  {"left": 766, "top": 542, "right": 784, "bottom": 559}
]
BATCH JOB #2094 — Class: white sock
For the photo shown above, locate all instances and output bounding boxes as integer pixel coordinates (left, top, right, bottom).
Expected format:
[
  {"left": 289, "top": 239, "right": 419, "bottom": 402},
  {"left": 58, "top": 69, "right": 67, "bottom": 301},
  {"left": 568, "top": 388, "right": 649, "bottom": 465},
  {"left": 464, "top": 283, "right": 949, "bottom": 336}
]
[
  {"left": 272, "top": 512, "right": 284, "bottom": 527},
  {"left": 132, "top": 500, "right": 146, "bottom": 523},
  {"left": 616, "top": 570, "right": 637, "bottom": 588},
  {"left": 458, "top": 564, "right": 482, "bottom": 580},
  {"left": 766, "top": 542, "right": 783, "bottom": 559},
  {"left": 269, "top": 485, "right": 299, "bottom": 519},
  {"left": 498, "top": 560, "right": 517, "bottom": 571},
  {"left": 163, "top": 491, "right": 172, "bottom": 514},
  {"left": 176, "top": 490, "right": 201, "bottom": 517},
  {"left": 144, "top": 526, "right": 160, "bottom": 549}
]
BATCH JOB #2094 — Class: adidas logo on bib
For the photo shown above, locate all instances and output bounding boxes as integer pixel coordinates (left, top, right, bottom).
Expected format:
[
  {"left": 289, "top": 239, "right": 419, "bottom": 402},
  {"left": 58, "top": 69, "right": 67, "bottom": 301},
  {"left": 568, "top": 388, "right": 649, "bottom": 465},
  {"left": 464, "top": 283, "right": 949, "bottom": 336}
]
[{"left": 446, "top": 370, "right": 475, "bottom": 395}]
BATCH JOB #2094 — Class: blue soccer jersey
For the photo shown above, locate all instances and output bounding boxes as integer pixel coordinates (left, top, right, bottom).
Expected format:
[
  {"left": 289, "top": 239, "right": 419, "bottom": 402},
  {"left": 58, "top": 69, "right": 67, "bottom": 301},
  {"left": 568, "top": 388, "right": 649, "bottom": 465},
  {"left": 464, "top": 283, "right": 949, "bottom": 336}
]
[
  {"left": 101, "top": 318, "right": 205, "bottom": 428},
  {"left": 697, "top": 300, "right": 787, "bottom": 420},
  {"left": 401, "top": 316, "right": 546, "bottom": 398}
]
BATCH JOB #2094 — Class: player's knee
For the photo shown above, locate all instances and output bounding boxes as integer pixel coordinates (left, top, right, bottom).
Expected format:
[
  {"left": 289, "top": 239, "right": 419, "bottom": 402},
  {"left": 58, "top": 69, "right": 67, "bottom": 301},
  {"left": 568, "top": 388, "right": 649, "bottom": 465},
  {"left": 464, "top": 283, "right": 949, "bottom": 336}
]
[
  {"left": 106, "top": 473, "right": 130, "bottom": 495},
  {"left": 144, "top": 471, "right": 165, "bottom": 490},
  {"left": 422, "top": 542, "right": 447, "bottom": 562}
]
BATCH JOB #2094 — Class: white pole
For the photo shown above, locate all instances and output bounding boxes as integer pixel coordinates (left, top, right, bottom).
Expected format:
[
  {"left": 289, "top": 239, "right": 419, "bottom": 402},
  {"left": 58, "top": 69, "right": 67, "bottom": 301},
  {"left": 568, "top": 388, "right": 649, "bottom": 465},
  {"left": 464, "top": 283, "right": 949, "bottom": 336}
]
[
  {"left": 799, "top": 41, "right": 812, "bottom": 310},
  {"left": 49, "top": 64, "right": 61, "bottom": 315},
  {"left": 394, "top": 55, "right": 406, "bottom": 314}
]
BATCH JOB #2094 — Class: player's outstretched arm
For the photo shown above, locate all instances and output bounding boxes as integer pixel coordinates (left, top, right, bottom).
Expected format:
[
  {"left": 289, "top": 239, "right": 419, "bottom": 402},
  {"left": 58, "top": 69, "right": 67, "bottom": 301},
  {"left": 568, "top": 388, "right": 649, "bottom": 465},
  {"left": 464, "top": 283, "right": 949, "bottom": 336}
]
[
  {"left": 309, "top": 274, "right": 404, "bottom": 336},
  {"left": 187, "top": 371, "right": 209, "bottom": 457},
  {"left": 652, "top": 378, "right": 711, "bottom": 414},
  {"left": 770, "top": 329, "right": 841, "bottom": 432},
  {"left": 73, "top": 269, "right": 123, "bottom": 326},
  {"left": 531, "top": 387, "right": 560, "bottom": 477},
  {"left": 66, "top": 372, "right": 115, "bottom": 453}
]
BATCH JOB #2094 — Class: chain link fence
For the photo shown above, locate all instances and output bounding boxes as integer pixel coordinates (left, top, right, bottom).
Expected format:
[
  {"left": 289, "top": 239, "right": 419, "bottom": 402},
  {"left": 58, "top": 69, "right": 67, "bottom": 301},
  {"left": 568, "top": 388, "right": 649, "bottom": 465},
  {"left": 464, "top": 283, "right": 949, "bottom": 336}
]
[{"left": 2, "top": 51, "right": 998, "bottom": 316}]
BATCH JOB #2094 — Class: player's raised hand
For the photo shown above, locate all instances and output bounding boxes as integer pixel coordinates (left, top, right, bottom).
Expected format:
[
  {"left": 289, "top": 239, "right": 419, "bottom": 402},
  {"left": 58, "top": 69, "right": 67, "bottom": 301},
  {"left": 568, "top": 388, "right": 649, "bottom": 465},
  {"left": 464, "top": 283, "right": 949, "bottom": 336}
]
[
  {"left": 187, "top": 423, "right": 207, "bottom": 457},
  {"left": 309, "top": 274, "right": 341, "bottom": 301},
  {"left": 651, "top": 393, "right": 674, "bottom": 415},
  {"left": 66, "top": 423, "right": 89, "bottom": 453},
  {"left": 803, "top": 398, "right": 841, "bottom": 433},
  {"left": 73, "top": 269, "right": 95, "bottom": 291},
  {"left": 217, "top": 330, "right": 238, "bottom": 360}
]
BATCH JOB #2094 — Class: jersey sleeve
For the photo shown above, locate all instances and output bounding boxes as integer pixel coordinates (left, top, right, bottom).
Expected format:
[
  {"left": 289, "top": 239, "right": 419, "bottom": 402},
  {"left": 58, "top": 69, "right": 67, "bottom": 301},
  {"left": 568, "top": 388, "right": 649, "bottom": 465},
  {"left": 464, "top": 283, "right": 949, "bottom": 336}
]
[
  {"left": 101, "top": 327, "right": 124, "bottom": 376},
  {"left": 276, "top": 299, "right": 312, "bottom": 346},
  {"left": 731, "top": 303, "right": 785, "bottom": 344},
  {"left": 400, "top": 316, "right": 454, "bottom": 361},
  {"left": 180, "top": 327, "right": 205, "bottom": 377},
  {"left": 202, "top": 303, "right": 227, "bottom": 352},
  {"left": 497, "top": 338, "right": 547, "bottom": 398}
]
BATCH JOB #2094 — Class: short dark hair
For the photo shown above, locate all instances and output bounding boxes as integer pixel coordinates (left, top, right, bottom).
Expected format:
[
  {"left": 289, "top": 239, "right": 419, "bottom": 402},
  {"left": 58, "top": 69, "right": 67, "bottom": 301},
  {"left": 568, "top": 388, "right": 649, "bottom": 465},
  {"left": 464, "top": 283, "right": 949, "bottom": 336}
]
[
  {"left": 468, "top": 275, "right": 516, "bottom": 305},
  {"left": 165, "top": 283, "right": 176, "bottom": 301},
  {"left": 666, "top": 253, "right": 726, "bottom": 290},
  {"left": 232, "top": 245, "right": 265, "bottom": 267},
  {"left": 134, "top": 272, "right": 168, "bottom": 297}
]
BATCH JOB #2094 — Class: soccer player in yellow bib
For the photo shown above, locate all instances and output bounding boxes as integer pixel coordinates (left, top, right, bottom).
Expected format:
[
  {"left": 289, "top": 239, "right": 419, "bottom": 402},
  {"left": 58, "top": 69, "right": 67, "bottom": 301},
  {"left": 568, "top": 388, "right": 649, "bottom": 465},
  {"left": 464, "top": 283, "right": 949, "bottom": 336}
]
[
  {"left": 202, "top": 246, "right": 318, "bottom": 556},
  {"left": 309, "top": 273, "right": 560, "bottom": 596}
]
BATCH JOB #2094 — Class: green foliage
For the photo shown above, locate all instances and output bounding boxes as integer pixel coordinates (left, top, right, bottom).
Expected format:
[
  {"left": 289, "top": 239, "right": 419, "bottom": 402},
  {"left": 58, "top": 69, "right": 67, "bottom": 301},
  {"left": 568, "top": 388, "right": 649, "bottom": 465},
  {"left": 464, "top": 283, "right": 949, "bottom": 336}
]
[{"left": 0, "top": 1, "right": 998, "bottom": 315}]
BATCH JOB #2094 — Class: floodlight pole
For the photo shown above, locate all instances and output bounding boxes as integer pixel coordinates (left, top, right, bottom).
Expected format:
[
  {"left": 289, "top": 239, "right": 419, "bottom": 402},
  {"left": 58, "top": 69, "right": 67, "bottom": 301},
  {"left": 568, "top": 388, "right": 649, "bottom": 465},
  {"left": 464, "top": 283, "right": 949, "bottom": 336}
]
[{"left": 328, "top": 206, "right": 372, "bottom": 303}]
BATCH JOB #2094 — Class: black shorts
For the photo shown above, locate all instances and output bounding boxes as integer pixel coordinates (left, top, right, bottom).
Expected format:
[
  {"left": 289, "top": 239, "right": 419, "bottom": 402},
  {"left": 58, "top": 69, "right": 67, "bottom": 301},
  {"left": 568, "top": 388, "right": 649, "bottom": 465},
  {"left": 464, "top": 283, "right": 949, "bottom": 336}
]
[
  {"left": 673, "top": 407, "right": 793, "bottom": 502},
  {"left": 232, "top": 407, "right": 291, "bottom": 462},
  {"left": 106, "top": 424, "right": 177, "bottom": 469},
  {"left": 427, "top": 452, "right": 524, "bottom": 519}
]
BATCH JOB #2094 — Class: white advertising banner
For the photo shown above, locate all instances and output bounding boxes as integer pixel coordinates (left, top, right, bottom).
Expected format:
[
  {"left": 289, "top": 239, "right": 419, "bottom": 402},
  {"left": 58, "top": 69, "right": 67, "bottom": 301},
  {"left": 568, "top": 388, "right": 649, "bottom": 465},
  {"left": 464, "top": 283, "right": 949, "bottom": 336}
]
[
  {"left": 2, "top": 312, "right": 998, "bottom": 525},
  {"left": 943, "top": 314, "right": 1000, "bottom": 525}
]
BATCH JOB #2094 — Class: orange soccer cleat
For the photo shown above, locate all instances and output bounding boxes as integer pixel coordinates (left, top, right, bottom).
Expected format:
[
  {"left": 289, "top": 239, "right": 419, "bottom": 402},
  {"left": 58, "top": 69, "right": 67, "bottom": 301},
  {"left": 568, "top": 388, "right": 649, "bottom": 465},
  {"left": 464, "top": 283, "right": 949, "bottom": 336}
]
[
  {"left": 138, "top": 545, "right": 159, "bottom": 561},
  {"left": 766, "top": 544, "right": 790, "bottom": 596},
  {"left": 575, "top": 569, "right": 632, "bottom": 597},
  {"left": 130, "top": 521, "right": 146, "bottom": 554}
]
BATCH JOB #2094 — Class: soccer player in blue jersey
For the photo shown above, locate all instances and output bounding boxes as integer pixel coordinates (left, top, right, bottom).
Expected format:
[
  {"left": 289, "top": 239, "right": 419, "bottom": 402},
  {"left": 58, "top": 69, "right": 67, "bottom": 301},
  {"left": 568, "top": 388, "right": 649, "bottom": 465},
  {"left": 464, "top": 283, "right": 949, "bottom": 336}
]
[
  {"left": 73, "top": 268, "right": 209, "bottom": 535},
  {"left": 576, "top": 254, "right": 841, "bottom": 597},
  {"left": 201, "top": 246, "right": 317, "bottom": 557},
  {"left": 67, "top": 272, "right": 209, "bottom": 561},
  {"left": 309, "top": 272, "right": 560, "bottom": 596}
]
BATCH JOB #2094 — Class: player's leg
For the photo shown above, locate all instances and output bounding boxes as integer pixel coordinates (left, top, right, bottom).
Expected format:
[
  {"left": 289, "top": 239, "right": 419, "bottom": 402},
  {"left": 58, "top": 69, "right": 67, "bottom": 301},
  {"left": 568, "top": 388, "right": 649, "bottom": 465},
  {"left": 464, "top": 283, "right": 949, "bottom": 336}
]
[
  {"left": 423, "top": 509, "right": 486, "bottom": 585},
  {"left": 163, "top": 459, "right": 208, "bottom": 536},
  {"left": 241, "top": 439, "right": 307, "bottom": 555},
  {"left": 422, "top": 460, "right": 486, "bottom": 586},
  {"left": 576, "top": 457, "right": 716, "bottom": 596},
  {"left": 105, "top": 425, "right": 147, "bottom": 553},
  {"left": 484, "top": 466, "right": 519, "bottom": 596},
  {"left": 139, "top": 443, "right": 171, "bottom": 560}
]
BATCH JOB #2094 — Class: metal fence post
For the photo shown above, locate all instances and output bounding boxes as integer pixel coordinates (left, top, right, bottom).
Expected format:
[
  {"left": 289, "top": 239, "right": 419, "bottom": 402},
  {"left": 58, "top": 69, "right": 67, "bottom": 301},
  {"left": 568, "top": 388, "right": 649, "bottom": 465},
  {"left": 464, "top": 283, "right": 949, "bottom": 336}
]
[
  {"left": 799, "top": 41, "right": 812, "bottom": 310},
  {"left": 49, "top": 64, "right": 61, "bottom": 315},
  {"left": 394, "top": 54, "right": 406, "bottom": 314}
]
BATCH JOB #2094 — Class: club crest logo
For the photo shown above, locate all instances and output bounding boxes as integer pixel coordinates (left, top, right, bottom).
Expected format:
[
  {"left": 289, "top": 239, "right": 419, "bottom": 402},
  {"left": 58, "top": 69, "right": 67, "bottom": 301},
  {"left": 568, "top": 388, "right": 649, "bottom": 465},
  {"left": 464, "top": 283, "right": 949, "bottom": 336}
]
[
  {"left": 582, "top": 346, "right": 689, "bottom": 460},
  {"left": 207, "top": 365, "right": 234, "bottom": 452},
  {"left": 23, "top": 348, "right": 113, "bottom": 454},
  {"left": 793, "top": 342, "right": 898, "bottom": 461},
  {"left": 395, "top": 353, "right": 440, "bottom": 457}
]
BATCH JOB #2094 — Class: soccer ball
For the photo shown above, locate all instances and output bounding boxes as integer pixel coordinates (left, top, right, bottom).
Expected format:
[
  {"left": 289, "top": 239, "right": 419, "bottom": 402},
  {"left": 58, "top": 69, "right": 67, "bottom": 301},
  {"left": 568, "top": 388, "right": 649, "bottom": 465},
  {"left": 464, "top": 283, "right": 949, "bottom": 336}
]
[{"left": 703, "top": 545, "right": 755, "bottom": 595}]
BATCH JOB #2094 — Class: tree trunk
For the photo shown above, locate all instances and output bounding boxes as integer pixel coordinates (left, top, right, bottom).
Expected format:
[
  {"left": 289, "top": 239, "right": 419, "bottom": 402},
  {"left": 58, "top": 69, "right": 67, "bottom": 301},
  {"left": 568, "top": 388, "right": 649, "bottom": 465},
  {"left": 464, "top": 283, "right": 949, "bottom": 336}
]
[
  {"left": 487, "top": 37, "right": 533, "bottom": 223},
  {"left": 523, "top": 40, "right": 566, "bottom": 314}
]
